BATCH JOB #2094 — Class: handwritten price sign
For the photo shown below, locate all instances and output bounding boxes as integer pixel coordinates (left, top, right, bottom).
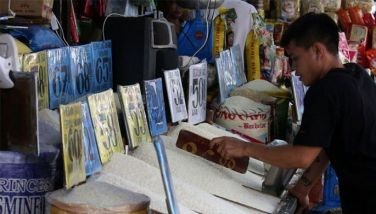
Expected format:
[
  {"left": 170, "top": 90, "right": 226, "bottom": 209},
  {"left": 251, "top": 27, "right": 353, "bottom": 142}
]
[
  {"left": 144, "top": 78, "right": 168, "bottom": 136},
  {"left": 70, "top": 45, "right": 94, "bottom": 99},
  {"left": 91, "top": 40, "right": 113, "bottom": 92},
  {"left": 164, "top": 69, "right": 188, "bottom": 122},
  {"left": 118, "top": 84, "right": 151, "bottom": 149},
  {"left": 87, "top": 89, "right": 124, "bottom": 164},
  {"left": 23, "top": 52, "right": 49, "bottom": 110},
  {"left": 188, "top": 62, "right": 207, "bottom": 124},
  {"left": 60, "top": 102, "right": 86, "bottom": 188},
  {"left": 176, "top": 130, "right": 248, "bottom": 173},
  {"left": 48, "top": 47, "right": 73, "bottom": 109}
]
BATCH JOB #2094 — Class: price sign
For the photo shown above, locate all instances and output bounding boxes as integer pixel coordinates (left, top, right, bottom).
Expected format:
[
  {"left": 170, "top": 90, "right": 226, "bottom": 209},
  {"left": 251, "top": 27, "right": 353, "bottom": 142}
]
[
  {"left": 230, "top": 45, "right": 247, "bottom": 86},
  {"left": 118, "top": 84, "right": 151, "bottom": 149},
  {"left": 70, "top": 45, "right": 94, "bottom": 99},
  {"left": 81, "top": 102, "right": 102, "bottom": 176},
  {"left": 176, "top": 129, "right": 248, "bottom": 173},
  {"left": 60, "top": 102, "right": 86, "bottom": 189},
  {"left": 91, "top": 40, "right": 113, "bottom": 92},
  {"left": 164, "top": 69, "right": 188, "bottom": 122},
  {"left": 188, "top": 61, "right": 207, "bottom": 124},
  {"left": 144, "top": 78, "right": 168, "bottom": 136},
  {"left": 87, "top": 89, "right": 124, "bottom": 164},
  {"left": 23, "top": 51, "right": 49, "bottom": 109},
  {"left": 217, "top": 50, "right": 237, "bottom": 103},
  {"left": 48, "top": 47, "right": 73, "bottom": 109}
]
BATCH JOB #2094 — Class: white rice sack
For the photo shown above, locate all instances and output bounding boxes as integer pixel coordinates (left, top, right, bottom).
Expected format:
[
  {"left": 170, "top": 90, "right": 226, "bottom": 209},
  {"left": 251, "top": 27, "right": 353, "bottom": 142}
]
[
  {"left": 130, "top": 140, "right": 280, "bottom": 213},
  {"left": 99, "top": 153, "right": 251, "bottom": 214},
  {"left": 214, "top": 96, "right": 271, "bottom": 143},
  {"left": 242, "top": 79, "right": 290, "bottom": 98},
  {"left": 230, "top": 87, "right": 277, "bottom": 105}
]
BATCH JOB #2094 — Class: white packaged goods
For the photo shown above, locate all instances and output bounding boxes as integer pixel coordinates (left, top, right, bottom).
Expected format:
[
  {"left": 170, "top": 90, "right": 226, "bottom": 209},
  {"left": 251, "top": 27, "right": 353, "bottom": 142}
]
[
  {"left": 130, "top": 136, "right": 280, "bottom": 213},
  {"left": 46, "top": 181, "right": 150, "bottom": 213},
  {"left": 214, "top": 96, "right": 271, "bottom": 143},
  {"left": 98, "top": 153, "right": 256, "bottom": 214},
  {"left": 242, "top": 79, "right": 290, "bottom": 98},
  {"left": 231, "top": 87, "right": 277, "bottom": 104}
]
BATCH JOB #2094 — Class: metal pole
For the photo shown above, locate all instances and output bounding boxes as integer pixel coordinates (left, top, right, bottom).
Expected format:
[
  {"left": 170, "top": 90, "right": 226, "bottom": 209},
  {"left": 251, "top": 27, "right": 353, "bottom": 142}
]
[{"left": 153, "top": 136, "right": 180, "bottom": 214}]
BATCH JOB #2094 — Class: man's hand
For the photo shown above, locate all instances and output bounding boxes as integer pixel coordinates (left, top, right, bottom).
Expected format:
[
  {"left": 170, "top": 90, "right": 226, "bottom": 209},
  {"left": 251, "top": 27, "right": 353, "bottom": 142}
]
[
  {"left": 210, "top": 136, "right": 249, "bottom": 159},
  {"left": 288, "top": 185, "right": 310, "bottom": 213}
]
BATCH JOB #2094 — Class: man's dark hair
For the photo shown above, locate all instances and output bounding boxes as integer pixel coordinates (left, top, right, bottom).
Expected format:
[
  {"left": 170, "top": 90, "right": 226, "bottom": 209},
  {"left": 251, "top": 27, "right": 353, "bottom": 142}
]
[{"left": 280, "top": 13, "right": 340, "bottom": 55}]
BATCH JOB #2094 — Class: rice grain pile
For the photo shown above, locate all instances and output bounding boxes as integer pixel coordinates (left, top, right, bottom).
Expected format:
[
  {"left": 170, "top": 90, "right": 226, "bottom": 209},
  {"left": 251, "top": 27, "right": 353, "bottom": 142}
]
[
  {"left": 99, "top": 153, "right": 253, "bottom": 214},
  {"left": 131, "top": 135, "right": 279, "bottom": 213},
  {"left": 47, "top": 181, "right": 150, "bottom": 212}
]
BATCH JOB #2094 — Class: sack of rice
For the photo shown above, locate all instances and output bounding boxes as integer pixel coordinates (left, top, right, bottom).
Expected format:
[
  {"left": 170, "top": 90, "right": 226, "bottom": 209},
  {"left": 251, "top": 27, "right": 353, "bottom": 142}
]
[
  {"left": 0, "top": 151, "right": 58, "bottom": 214},
  {"left": 46, "top": 181, "right": 150, "bottom": 213},
  {"left": 214, "top": 96, "right": 271, "bottom": 143}
]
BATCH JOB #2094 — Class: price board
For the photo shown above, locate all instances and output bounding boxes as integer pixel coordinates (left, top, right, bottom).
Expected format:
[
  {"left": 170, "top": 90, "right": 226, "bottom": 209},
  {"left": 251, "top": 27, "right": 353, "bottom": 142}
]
[
  {"left": 230, "top": 45, "right": 247, "bottom": 86},
  {"left": 87, "top": 89, "right": 124, "bottom": 164},
  {"left": 188, "top": 61, "right": 207, "bottom": 124},
  {"left": 144, "top": 78, "right": 168, "bottom": 136},
  {"left": 118, "top": 84, "right": 151, "bottom": 149},
  {"left": 176, "top": 129, "right": 249, "bottom": 173},
  {"left": 59, "top": 102, "right": 86, "bottom": 189},
  {"left": 216, "top": 50, "right": 238, "bottom": 104},
  {"left": 81, "top": 102, "right": 102, "bottom": 176},
  {"left": 91, "top": 40, "right": 113, "bottom": 92},
  {"left": 47, "top": 47, "right": 74, "bottom": 109},
  {"left": 164, "top": 69, "right": 188, "bottom": 123},
  {"left": 70, "top": 44, "right": 95, "bottom": 99},
  {"left": 23, "top": 51, "right": 49, "bottom": 110}
]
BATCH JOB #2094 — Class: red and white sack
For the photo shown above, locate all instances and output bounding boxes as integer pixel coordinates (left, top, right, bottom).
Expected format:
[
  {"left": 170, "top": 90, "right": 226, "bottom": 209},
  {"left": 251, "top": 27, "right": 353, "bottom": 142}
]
[{"left": 214, "top": 96, "right": 271, "bottom": 144}]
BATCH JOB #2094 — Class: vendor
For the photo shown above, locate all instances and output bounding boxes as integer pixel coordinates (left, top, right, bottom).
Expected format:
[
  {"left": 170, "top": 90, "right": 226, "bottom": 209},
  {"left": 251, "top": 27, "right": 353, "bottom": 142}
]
[{"left": 210, "top": 13, "right": 376, "bottom": 214}]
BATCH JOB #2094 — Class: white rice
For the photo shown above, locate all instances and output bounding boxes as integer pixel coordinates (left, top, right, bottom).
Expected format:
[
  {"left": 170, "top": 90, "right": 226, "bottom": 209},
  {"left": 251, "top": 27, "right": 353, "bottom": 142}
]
[
  {"left": 130, "top": 136, "right": 280, "bottom": 213},
  {"left": 99, "top": 153, "right": 252, "bottom": 214},
  {"left": 47, "top": 181, "right": 149, "bottom": 209}
]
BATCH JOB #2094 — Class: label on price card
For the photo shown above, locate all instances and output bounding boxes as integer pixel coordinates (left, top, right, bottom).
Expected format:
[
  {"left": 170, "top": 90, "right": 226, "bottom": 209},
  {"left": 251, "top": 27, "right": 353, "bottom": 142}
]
[
  {"left": 118, "top": 84, "right": 151, "bottom": 149},
  {"left": 188, "top": 61, "right": 207, "bottom": 124},
  {"left": 91, "top": 40, "right": 113, "bottom": 92},
  {"left": 164, "top": 69, "right": 188, "bottom": 122},
  {"left": 60, "top": 102, "right": 86, "bottom": 189},
  {"left": 87, "top": 89, "right": 124, "bottom": 164},
  {"left": 144, "top": 78, "right": 168, "bottom": 136},
  {"left": 48, "top": 47, "right": 74, "bottom": 109}
]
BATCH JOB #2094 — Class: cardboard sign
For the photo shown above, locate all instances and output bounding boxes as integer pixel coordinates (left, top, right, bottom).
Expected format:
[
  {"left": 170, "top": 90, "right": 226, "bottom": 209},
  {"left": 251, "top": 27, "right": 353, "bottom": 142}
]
[
  {"left": 87, "top": 89, "right": 124, "bottom": 164},
  {"left": 70, "top": 44, "right": 95, "bottom": 99},
  {"left": 291, "top": 72, "right": 306, "bottom": 121},
  {"left": 188, "top": 61, "right": 207, "bottom": 124},
  {"left": 23, "top": 51, "right": 49, "bottom": 110},
  {"left": 144, "top": 78, "right": 168, "bottom": 136},
  {"left": 164, "top": 69, "right": 188, "bottom": 122},
  {"left": 176, "top": 129, "right": 249, "bottom": 173},
  {"left": 47, "top": 47, "right": 74, "bottom": 109},
  {"left": 91, "top": 40, "right": 113, "bottom": 92},
  {"left": 118, "top": 84, "right": 151, "bottom": 149},
  {"left": 60, "top": 102, "right": 86, "bottom": 189},
  {"left": 230, "top": 45, "right": 247, "bottom": 86},
  {"left": 81, "top": 102, "right": 102, "bottom": 176}
]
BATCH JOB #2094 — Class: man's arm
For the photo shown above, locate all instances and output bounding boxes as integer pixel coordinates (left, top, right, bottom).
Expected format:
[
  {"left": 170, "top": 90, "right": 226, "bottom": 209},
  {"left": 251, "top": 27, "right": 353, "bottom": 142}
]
[
  {"left": 289, "top": 150, "right": 330, "bottom": 209},
  {"left": 210, "top": 136, "right": 322, "bottom": 169}
]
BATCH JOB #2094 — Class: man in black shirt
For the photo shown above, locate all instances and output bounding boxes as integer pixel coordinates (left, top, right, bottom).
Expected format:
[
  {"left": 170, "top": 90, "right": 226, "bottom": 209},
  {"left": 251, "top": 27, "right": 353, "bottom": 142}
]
[{"left": 210, "top": 13, "right": 376, "bottom": 213}]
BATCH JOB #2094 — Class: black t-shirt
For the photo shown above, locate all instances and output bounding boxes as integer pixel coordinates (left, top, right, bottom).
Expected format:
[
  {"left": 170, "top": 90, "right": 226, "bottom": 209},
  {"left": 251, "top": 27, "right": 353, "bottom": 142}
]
[{"left": 294, "top": 63, "right": 376, "bottom": 186}]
